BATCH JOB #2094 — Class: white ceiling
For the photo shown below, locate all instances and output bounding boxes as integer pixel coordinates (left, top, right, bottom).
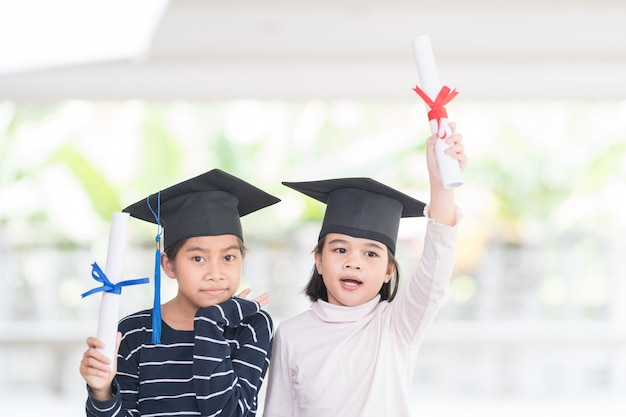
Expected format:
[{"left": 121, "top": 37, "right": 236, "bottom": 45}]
[{"left": 2, "top": 0, "right": 626, "bottom": 101}]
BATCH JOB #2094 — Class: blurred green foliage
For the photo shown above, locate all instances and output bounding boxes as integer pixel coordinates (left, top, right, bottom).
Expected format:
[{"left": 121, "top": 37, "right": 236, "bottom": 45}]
[{"left": 1, "top": 99, "right": 624, "bottom": 247}]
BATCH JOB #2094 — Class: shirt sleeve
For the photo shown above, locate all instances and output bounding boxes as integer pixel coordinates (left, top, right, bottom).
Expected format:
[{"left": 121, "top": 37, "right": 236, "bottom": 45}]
[
  {"left": 389, "top": 205, "right": 460, "bottom": 347},
  {"left": 193, "top": 297, "right": 274, "bottom": 416},
  {"left": 262, "top": 326, "right": 296, "bottom": 417}
]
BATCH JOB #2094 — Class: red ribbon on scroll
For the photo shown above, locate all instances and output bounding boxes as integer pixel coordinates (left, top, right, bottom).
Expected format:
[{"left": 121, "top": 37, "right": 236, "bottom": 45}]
[{"left": 412, "top": 85, "right": 458, "bottom": 139}]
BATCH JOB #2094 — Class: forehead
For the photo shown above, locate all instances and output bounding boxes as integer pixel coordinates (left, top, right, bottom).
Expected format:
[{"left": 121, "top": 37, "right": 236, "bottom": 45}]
[
  {"left": 324, "top": 233, "right": 386, "bottom": 249},
  {"left": 182, "top": 234, "right": 241, "bottom": 250}
]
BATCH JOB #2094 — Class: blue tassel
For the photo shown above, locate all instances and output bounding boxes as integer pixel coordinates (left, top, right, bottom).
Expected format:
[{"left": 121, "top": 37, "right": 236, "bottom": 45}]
[
  {"left": 152, "top": 234, "right": 162, "bottom": 344},
  {"left": 147, "top": 191, "right": 163, "bottom": 345}
]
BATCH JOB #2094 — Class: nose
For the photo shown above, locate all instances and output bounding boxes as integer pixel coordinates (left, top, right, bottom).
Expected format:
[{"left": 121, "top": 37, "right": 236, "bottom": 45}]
[
  {"left": 203, "top": 260, "right": 225, "bottom": 280},
  {"left": 343, "top": 255, "right": 361, "bottom": 270}
]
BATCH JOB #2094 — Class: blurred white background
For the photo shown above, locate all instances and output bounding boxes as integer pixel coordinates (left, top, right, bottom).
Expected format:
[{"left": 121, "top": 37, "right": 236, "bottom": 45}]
[{"left": 1, "top": 1, "right": 626, "bottom": 416}]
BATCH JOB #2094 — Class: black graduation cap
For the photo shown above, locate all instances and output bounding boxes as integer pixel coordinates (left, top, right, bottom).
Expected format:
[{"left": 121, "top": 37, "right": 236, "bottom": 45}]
[
  {"left": 124, "top": 169, "right": 281, "bottom": 249},
  {"left": 282, "top": 178, "right": 426, "bottom": 254}
]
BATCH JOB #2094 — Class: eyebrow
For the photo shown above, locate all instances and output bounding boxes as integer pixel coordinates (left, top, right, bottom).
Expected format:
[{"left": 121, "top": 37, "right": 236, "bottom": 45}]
[
  {"left": 184, "top": 244, "right": 241, "bottom": 253},
  {"left": 326, "top": 238, "right": 385, "bottom": 251}
]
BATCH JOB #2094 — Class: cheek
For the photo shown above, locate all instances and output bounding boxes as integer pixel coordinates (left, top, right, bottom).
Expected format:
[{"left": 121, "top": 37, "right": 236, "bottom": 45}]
[
  {"left": 320, "top": 273, "right": 334, "bottom": 290},
  {"left": 230, "top": 261, "right": 244, "bottom": 276},
  {"left": 372, "top": 262, "right": 391, "bottom": 282}
]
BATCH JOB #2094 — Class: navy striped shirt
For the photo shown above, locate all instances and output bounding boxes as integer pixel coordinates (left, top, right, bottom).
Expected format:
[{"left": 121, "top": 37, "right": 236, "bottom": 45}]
[{"left": 85, "top": 297, "right": 273, "bottom": 417}]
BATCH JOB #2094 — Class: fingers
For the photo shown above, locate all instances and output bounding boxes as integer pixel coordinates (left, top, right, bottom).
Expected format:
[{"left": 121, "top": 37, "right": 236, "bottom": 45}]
[
  {"left": 80, "top": 337, "right": 116, "bottom": 391},
  {"left": 236, "top": 288, "right": 252, "bottom": 299},
  {"left": 86, "top": 336, "right": 105, "bottom": 349},
  {"left": 82, "top": 337, "right": 112, "bottom": 370},
  {"left": 443, "top": 129, "right": 468, "bottom": 171},
  {"left": 253, "top": 292, "right": 271, "bottom": 308},
  {"left": 81, "top": 351, "right": 112, "bottom": 377},
  {"left": 237, "top": 288, "right": 270, "bottom": 308},
  {"left": 426, "top": 133, "right": 438, "bottom": 148}
]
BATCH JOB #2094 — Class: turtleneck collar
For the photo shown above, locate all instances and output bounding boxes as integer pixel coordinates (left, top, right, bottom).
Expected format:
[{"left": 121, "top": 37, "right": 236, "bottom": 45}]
[{"left": 310, "top": 295, "right": 382, "bottom": 323}]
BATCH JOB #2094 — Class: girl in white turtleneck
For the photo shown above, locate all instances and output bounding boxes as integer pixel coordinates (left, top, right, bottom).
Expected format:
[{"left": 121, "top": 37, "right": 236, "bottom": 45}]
[{"left": 263, "top": 123, "right": 467, "bottom": 417}]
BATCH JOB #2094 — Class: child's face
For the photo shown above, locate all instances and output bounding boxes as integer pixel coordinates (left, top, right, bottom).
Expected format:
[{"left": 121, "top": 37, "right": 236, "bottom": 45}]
[
  {"left": 315, "top": 233, "right": 395, "bottom": 307},
  {"left": 163, "top": 234, "right": 243, "bottom": 309}
]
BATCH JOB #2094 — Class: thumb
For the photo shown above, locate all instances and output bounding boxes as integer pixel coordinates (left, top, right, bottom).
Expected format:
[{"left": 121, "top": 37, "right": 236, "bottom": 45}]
[{"left": 110, "top": 332, "right": 122, "bottom": 374}]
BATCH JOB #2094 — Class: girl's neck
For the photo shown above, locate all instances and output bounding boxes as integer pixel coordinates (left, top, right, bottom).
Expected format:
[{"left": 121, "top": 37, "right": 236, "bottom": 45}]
[{"left": 161, "top": 297, "right": 197, "bottom": 331}]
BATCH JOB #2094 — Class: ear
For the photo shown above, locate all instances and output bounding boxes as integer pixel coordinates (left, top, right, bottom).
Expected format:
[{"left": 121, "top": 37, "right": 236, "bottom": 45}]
[
  {"left": 384, "top": 264, "right": 396, "bottom": 283},
  {"left": 314, "top": 252, "right": 323, "bottom": 275},
  {"left": 161, "top": 252, "right": 177, "bottom": 279}
]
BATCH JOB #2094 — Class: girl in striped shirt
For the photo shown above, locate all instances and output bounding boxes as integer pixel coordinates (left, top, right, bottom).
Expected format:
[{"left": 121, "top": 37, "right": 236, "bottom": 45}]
[{"left": 79, "top": 169, "right": 280, "bottom": 417}]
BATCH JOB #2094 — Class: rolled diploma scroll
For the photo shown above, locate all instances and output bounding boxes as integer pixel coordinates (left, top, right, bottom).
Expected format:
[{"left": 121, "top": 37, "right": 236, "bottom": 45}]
[
  {"left": 412, "top": 35, "right": 463, "bottom": 189},
  {"left": 96, "top": 211, "right": 130, "bottom": 369}
]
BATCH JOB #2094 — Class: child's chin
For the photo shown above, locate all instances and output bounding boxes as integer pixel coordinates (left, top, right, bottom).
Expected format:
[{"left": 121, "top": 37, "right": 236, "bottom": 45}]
[{"left": 201, "top": 293, "right": 235, "bottom": 307}]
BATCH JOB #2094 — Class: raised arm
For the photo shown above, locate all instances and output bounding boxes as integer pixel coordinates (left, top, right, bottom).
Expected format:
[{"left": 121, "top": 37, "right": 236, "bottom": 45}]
[
  {"left": 389, "top": 123, "right": 466, "bottom": 344},
  {"left": 427, "top": 121, "right": 466, "bottom": 226}
]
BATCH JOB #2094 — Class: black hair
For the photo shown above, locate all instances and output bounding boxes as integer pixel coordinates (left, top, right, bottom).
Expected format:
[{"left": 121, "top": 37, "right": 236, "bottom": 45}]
[{"left": 304, "top": 235, "right": 400, "bottom": 303}]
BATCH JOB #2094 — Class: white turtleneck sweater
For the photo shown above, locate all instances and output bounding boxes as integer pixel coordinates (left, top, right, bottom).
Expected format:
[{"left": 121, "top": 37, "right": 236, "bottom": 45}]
[{"left": 263, "top": 219, "right": 458, "bottom": 417}]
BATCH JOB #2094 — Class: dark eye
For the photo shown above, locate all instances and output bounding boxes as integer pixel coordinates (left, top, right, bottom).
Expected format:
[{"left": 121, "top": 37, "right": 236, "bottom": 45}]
[
  {"left": 224, "top": 254, "right": 236, "bottom": 262},
  {"left": 333, "top": 247, "right": 347, "bottom": 254},
  {"left": 192, "top": 256, "right": 204, "bottom": 263},
  {"left": 365, "top": 251, "right": 378, "bottom": 258}
]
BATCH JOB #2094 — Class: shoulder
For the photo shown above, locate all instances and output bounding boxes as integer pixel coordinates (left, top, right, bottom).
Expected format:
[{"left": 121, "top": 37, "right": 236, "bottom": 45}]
[
  {"left": 274, "top": 309, "right": 313, "bottom": 336},
  {"left": 118, "top": 308, "right": 152, "bottom": 335},
  {"left": 116, "top": 309, "right": 153, "bottom": 356}
]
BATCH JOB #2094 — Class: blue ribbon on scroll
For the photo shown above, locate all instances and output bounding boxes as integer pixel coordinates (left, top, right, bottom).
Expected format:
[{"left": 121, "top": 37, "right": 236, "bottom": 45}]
[{"left": 81, "top": 262, "right": 149, "bottom": 298}]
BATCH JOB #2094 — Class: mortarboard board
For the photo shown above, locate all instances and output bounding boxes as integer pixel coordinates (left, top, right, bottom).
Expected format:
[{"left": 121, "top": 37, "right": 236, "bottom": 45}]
[
  {"left": 122, "top": 169, "right": 280, "bottom": 344},
  {"left": 282, "top": 177, "right": 425, "bottom": 254},
  {"left": 124, "top": 169, "right": 281, "bottom": 249}
]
